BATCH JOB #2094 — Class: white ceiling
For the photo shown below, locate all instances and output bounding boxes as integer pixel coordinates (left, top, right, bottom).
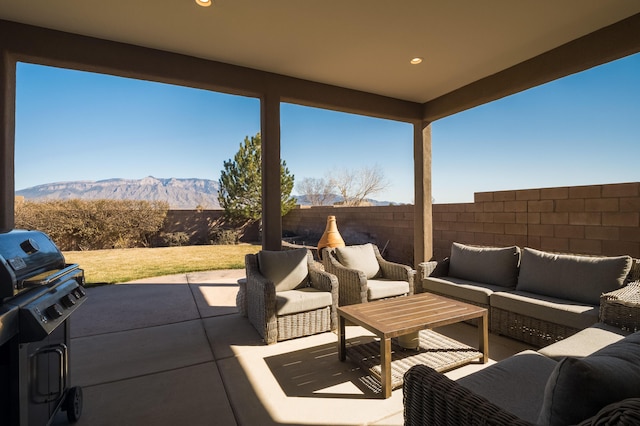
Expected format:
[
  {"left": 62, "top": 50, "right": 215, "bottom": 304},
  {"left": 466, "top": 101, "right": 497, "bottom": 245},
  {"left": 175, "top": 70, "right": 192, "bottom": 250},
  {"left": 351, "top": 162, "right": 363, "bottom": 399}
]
[{"left": 1, "top": 0, "right": 639, "bottom": 103}]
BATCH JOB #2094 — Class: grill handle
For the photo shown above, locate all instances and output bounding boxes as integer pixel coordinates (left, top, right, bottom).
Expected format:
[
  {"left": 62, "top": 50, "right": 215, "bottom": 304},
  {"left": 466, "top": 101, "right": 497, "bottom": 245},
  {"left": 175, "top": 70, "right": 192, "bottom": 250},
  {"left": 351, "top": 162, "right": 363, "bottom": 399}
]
[
  {"left": 31, "top": 343, "right": 68, "bottom": 404},
  {"left": 38, "top": 264, "right": 82, "bottom": 286}
]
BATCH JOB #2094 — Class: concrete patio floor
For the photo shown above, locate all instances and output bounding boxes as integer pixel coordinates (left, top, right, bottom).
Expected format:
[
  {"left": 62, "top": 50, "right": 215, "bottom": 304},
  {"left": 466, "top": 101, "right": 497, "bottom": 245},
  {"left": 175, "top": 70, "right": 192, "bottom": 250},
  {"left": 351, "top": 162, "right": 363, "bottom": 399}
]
[{"left": 52, "top": 269, "right": 532, "bottom": 426}]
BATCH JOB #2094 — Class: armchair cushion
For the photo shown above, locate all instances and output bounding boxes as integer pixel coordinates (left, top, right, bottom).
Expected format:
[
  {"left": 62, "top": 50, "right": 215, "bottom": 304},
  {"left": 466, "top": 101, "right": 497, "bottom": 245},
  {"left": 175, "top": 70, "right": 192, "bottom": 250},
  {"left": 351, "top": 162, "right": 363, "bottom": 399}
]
[
  {"left": 449, "top": 243, "right": 520, "bottom": 288},
  {"left": 538, "top": 331, "right": 640, "bottom": 426},
  {"left": 258, "top": 248, "right": 309, "bottom": 291},
  {"left": 517, "top": 248, "right": 632, "bottom": 305},
  {"left": 335, "top": 243, "right": 380, "bottom": 279},
  {"left": 367, "top": 279, "right": 410, "bottom": 301},
  {"left": 275, "top": 287, "right": 333, "bottom": 316}
]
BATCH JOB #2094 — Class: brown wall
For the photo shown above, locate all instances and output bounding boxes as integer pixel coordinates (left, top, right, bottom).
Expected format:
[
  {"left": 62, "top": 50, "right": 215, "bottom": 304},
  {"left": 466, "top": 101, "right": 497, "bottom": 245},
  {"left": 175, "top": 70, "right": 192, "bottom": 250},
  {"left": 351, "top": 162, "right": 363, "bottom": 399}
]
[
  {"left": 162, "top": 210, "right": 260, "bottom": 244},
  {"left": 281, "top": 182, "right": 640, "bottom": 266},
  {"left": 432, "top": 182, "right": 640, "bottom": 261},
  {"left": 166, "top": 182, "right": 639, "bottom": 264},
  {"left": 282, "top": 205, "right": 415, "bottom": 265}
]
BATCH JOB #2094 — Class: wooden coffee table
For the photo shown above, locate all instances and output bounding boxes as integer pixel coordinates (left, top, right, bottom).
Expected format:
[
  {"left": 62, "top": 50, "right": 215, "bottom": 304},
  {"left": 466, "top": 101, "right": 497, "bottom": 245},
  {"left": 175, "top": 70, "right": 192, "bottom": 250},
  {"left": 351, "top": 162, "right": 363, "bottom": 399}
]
[{"left": 337, "top": 292, "right": 488, "bottom": 398}]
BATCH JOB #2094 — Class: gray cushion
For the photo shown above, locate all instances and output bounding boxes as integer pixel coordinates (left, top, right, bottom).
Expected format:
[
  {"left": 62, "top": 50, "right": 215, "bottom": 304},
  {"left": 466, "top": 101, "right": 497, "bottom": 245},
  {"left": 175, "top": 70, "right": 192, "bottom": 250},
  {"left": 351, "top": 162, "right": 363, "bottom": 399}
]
[
  {"left": 275, "top": 287, "right": 332, "bottom": 316},
  {"left": 538, "top": 322, "right": 629, "bottom": 360},
  {"left": 448, "top": 243, "right": 520, "bottom": 288},
  {"left": 422, "top": 276, "right": 503, "bottom": 306},
  {"left": 458, "top": 350, "right": 557, "bottom": 423},
  {"left": 491, "top": 290, "right": 599, "bottom": 330},
  {"left": 258, "top": 248, "right": 309, "bottom": 291},
  {"left": 517, "top": 247, "right": 632, "bottom": 305},
  {"left": 538, "top": 331, "right": 640, "bottom": 426},
  {"left": 335, "top": 244, "right": 380, "bottom": 279},
  {"left": 366, "top": 279, "right": 409, "bottom": 300}
]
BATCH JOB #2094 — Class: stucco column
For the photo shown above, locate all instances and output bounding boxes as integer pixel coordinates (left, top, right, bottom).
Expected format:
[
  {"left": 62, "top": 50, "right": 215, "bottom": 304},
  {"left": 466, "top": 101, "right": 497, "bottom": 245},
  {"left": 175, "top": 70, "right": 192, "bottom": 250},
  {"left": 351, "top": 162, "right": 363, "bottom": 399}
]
[
  {"left": 260, "top": 87, "right": 282, "bottom": 250},
  {"left": 0, "top": 51, "right": 15, "bottom": 233},
  {"left": 413, "top": 121, "right": 433, "bottom": 266}
]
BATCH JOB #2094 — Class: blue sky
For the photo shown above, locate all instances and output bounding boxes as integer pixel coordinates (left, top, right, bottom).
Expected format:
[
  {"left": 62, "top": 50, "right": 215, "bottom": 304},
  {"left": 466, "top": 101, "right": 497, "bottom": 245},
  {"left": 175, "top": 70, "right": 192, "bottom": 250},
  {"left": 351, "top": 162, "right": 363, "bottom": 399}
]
[{"left": 15, "top": 53, "right": 639, "bottom": 204}]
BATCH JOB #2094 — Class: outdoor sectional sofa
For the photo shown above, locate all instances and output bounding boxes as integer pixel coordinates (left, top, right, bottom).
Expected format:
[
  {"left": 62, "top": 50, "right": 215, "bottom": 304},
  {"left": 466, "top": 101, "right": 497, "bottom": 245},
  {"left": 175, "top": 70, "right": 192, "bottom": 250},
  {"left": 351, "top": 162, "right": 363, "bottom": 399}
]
[
  {"left": 403, "top": 322, "right": 640, "bottom": 425},
  {"left": 418, "top": 242, "right": 640, "bottom": 347}
]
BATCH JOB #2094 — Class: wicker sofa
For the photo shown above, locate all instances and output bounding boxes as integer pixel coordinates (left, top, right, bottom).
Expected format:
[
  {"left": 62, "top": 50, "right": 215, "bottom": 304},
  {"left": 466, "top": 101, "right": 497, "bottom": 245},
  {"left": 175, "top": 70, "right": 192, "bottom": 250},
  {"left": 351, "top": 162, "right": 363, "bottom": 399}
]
[
  {"left": 419, "top": 243, "right": 639, "bottom": 347},
  {"left": 403, "top": 322, "right": 640, "bottom": 425}
]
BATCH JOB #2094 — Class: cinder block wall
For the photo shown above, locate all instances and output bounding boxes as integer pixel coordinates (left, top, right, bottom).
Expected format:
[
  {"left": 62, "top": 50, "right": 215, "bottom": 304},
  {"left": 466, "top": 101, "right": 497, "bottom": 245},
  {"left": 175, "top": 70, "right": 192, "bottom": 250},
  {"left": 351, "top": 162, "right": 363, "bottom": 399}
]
[
  {"left": 282, "top": 205, "right": 415, "bottom": 265},
  {"left": 433, "top": 182, "right": 639, "bottom": 260},
  {"left": 283, "top": 182, "right": 640, "bottom": 265}
]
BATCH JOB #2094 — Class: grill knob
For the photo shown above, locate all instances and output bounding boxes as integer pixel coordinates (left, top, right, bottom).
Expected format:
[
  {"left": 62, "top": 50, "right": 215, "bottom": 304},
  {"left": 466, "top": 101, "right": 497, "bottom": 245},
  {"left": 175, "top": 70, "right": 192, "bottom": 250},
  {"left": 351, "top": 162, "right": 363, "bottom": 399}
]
[
  {"left": 61, "top": 293, "right": 77, "bottom": 308},
  {"left": 20, "top": 238, "right": 40, "bottom": 254},
  {"left": 45, "top": 304, "right": 64, "bottom": 319}
]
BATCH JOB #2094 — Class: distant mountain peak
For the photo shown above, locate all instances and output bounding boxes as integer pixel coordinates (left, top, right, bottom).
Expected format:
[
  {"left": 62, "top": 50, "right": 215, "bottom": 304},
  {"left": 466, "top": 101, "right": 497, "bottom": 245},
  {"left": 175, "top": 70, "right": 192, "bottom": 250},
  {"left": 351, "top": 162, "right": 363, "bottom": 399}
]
[{"left": 16, "top": 177, "right": 222, "bottom": 209}]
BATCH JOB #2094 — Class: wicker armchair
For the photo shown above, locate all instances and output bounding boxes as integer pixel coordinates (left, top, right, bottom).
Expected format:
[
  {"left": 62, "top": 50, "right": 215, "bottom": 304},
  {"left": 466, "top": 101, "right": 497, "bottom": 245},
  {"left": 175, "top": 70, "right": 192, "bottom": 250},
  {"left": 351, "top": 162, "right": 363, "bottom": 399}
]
[
  {"left": 245, "top": 248, "right": 338, "bottom": 344},
  {"left": 403, "top": 364, "right": 640, "bottom": 426},
  {"left": 321, "top": 243, "right": 415, "bottom": 306}
]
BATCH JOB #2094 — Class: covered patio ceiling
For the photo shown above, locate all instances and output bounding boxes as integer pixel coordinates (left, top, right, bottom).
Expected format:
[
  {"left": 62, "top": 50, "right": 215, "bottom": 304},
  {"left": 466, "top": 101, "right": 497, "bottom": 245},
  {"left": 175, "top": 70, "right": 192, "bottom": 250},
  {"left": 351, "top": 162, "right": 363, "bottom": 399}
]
[
  {"left": 1, "top": 2, "right": 639, "bottom": 262},
  {"left": 1, "top": 1, "right": 639, "bottom": 110}
]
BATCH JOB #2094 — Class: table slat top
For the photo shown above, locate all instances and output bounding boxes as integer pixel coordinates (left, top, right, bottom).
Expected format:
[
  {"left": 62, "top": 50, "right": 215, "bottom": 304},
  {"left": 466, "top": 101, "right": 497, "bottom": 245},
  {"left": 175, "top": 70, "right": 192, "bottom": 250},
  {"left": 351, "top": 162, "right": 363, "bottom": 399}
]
[{"left": 338, "top": 292, "right": 486, "bottom": 337}]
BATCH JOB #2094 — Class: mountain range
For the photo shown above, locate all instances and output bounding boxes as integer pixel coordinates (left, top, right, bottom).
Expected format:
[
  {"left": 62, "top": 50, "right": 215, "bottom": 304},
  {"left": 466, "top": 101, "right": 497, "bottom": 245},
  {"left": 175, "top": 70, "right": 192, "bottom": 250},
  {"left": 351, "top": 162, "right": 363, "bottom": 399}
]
[
  {"left": 16, "top": 176, "right": 395, "bottom": 208},
  {"left": 16, "top": 177, "right": 222, "bottom": 209}
]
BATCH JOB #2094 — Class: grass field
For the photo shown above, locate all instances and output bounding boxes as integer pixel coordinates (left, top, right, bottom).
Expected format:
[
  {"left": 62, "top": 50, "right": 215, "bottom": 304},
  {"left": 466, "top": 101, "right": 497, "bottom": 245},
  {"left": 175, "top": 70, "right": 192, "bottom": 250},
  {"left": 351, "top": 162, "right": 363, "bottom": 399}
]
[{"left": 63, "top": 244, "right": 261, "bottom": 285}]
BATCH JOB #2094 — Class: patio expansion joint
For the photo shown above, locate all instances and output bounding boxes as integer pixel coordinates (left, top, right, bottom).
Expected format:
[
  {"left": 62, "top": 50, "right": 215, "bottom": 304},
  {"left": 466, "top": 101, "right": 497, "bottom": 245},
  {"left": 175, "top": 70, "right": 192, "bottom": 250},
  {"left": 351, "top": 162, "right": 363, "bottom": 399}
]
[
  {"left": 72, "top": 317, "right": 206, "bottom": 340},
  {"left": 78, "top": 360, "right": 218, "bottom": 389}
]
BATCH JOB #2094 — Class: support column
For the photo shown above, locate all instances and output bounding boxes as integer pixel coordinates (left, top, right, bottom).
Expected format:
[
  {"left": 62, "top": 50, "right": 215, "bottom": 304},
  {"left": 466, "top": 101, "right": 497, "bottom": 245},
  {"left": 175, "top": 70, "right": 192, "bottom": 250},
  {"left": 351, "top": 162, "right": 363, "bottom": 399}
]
[
  {"left": 413, "top": 121, "right": 432, "bottom": 266},
  {"left": 260, "top": 87, "right": 282, "bottom": 250},
  {"left": 0, "top": 51, "right": 15, "bottom": 233}
]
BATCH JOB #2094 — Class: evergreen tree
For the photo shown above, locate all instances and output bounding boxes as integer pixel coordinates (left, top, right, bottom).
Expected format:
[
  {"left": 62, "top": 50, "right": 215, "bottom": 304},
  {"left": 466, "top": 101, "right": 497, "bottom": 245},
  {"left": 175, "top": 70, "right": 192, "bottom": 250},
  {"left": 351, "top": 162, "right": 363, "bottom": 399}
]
[{"left": 218, "top": 133, "right": 296, "bottom": 220}]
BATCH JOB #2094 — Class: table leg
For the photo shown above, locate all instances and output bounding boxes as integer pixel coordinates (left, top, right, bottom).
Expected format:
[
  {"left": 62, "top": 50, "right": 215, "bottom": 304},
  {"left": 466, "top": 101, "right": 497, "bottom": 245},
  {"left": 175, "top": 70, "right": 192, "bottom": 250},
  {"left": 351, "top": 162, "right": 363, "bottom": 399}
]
[
  {"left": 479, "top": 311, "right": 489, "bottom": 363},
  {"left": 380, "top": 337, "right": 392, "bottom": 398},
  {"left": 338, "top": 315, "right": 346, "bottom": 361}
]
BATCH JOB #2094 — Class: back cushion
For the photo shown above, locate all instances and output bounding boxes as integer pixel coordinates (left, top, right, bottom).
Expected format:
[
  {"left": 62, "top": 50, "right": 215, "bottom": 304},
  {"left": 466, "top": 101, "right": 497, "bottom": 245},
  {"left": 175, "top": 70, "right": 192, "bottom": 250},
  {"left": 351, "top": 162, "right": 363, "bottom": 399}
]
[
  {"left": 258, "top": 248, "right": 309, "bottom": 291},
  {"left": 335, "top": 244, "right": 380, "bottom": 279},
  {"left": 517, "top": 248, "right": 632, "bottom": 305},
  {"left": 537, "top": 331, "right": 640, "bottom": 425},
  {"left": 448, "top": 243, "right": 520, "bottom": 287}
]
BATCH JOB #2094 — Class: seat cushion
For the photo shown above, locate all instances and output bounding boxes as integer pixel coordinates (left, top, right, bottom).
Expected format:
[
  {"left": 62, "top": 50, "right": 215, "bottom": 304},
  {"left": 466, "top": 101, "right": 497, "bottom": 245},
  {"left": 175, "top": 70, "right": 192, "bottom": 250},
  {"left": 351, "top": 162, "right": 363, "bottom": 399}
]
[
  {"left": 538, "top": 322, "right": 629, "bottom": 360},
  {"left": 258, "top": 248, "right": 309, "bottom": 291},
  {"left": 448, "top": 243, "right": 520, "bottom": 288},
  {"left": 538, "top": 331, "right": 640, "bottom": 426},
  {"left": 366, "top": 279, "right": 409, "bottom": 300},
  {"left": 423, "top": 276, "right": 505, "bottom": 306},
  {"left": 517, "top": 247, "right": 632, "bottom": 305},
  {"left": 275, "top": 287, "right": 333, "bottom": 316},
  {"left": 458, "top": 350, "right": 557, "bottom": 424},
  {"left": 335, "top": 243, "right": 380, "bottom": 279},
  {"left": 491, "top": 290, "right": 599, "bottom": 330}
]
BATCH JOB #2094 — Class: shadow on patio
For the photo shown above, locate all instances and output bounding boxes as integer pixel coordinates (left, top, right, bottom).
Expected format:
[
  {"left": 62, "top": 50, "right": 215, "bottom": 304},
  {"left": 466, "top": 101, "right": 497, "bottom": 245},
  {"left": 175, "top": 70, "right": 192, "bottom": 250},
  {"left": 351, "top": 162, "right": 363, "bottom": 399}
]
[{"left": 52, "top": 269, "right": 531, "bottom": 426}]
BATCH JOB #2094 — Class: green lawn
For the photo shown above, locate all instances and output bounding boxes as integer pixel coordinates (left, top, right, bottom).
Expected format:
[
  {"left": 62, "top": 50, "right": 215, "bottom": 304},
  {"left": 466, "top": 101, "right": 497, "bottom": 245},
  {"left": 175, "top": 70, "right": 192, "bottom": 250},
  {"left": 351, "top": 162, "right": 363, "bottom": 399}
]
[{"left": 63, "top": 244, "right": 260, "bottom": 285}]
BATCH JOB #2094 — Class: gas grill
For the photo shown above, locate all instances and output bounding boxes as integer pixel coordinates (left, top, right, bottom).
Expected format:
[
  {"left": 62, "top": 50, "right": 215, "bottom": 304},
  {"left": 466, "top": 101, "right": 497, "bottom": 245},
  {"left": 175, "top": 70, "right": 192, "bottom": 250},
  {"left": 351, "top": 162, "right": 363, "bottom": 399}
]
[{"left": 0, "top": 229, "right": 87, "bottom": 425}]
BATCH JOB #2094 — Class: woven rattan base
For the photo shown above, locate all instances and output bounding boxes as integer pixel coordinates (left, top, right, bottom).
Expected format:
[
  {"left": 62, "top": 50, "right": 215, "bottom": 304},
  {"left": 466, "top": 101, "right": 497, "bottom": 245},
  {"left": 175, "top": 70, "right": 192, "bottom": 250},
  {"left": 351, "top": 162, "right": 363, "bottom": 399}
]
[
  {"left": 490, "top": 306, "right": 581, "bottom": 348},
  {"left": 600, "top": 282, "right": 640, "bottom": 332},
  {"left": 346, "top": 329, "right": 483, "bottom": 390}
]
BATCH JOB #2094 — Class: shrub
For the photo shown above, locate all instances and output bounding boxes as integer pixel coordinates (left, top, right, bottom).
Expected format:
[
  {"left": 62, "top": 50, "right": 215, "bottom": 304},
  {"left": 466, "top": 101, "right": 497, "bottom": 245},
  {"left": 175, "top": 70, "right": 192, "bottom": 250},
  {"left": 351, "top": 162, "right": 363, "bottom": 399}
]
[
  {"left": 15, "top": 199, "right": 169, "bottom": 250},
  {"left": 209, "top": 228, "right": 240, "bottom": 245},
  {"left": 161, "top": 232, "right": 191, "bottom": 247}
]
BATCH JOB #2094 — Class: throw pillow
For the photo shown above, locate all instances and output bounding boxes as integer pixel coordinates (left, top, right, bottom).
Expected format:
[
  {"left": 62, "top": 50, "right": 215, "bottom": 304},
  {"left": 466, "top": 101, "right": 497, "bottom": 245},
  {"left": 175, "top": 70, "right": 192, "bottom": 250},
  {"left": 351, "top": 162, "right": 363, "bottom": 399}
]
[
  {"left": 258, "top": 248, "right": 309, "bottom": 292},
  {"left": 517, "top": 248, "right": 632, "bottom": 305},
  {"left": 448, "top": 242, "right": 520, "bottom": 287},
  {"left": 335, "top": 244, "right": 380, "bottom": 279},
  {"left": 537, "top": 331, "right": 640, "bottom": 425}
]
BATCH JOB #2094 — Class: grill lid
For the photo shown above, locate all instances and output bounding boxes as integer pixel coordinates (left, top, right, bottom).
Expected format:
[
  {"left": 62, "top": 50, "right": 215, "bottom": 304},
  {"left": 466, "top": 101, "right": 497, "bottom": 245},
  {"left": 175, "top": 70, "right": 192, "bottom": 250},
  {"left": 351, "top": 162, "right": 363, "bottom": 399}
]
[{"left": 0, "top": 229, "right": 65, "bottom": 297}]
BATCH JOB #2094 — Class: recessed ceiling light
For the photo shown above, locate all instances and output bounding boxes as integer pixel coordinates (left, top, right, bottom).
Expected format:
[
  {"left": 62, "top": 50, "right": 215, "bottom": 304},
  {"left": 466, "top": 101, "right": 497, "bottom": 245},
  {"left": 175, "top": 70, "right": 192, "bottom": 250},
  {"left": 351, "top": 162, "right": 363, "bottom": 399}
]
[
  {"left": 410, "top": 57, "right": 423, "bottom": 65},
  {"left": 195, "top": 0, "right": 212, "bottom": 7}
]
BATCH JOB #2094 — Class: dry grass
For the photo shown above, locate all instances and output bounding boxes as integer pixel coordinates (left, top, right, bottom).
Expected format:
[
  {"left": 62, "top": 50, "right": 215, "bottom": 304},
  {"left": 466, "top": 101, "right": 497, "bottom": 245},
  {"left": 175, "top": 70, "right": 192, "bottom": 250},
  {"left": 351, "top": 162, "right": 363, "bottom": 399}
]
[{"left": 63, "top": 244, "right": 260, "bottom": 285}]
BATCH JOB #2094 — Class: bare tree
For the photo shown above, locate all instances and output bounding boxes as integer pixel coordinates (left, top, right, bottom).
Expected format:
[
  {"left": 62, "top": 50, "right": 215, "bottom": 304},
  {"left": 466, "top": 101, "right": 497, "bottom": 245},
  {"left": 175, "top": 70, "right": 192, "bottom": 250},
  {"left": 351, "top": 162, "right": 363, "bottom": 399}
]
[
  {"left": 296, "top": 177, "right": 334, "bottom": 206},
  {"left": 333, "top": 165, "right": 389, "bottom": 206}
]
